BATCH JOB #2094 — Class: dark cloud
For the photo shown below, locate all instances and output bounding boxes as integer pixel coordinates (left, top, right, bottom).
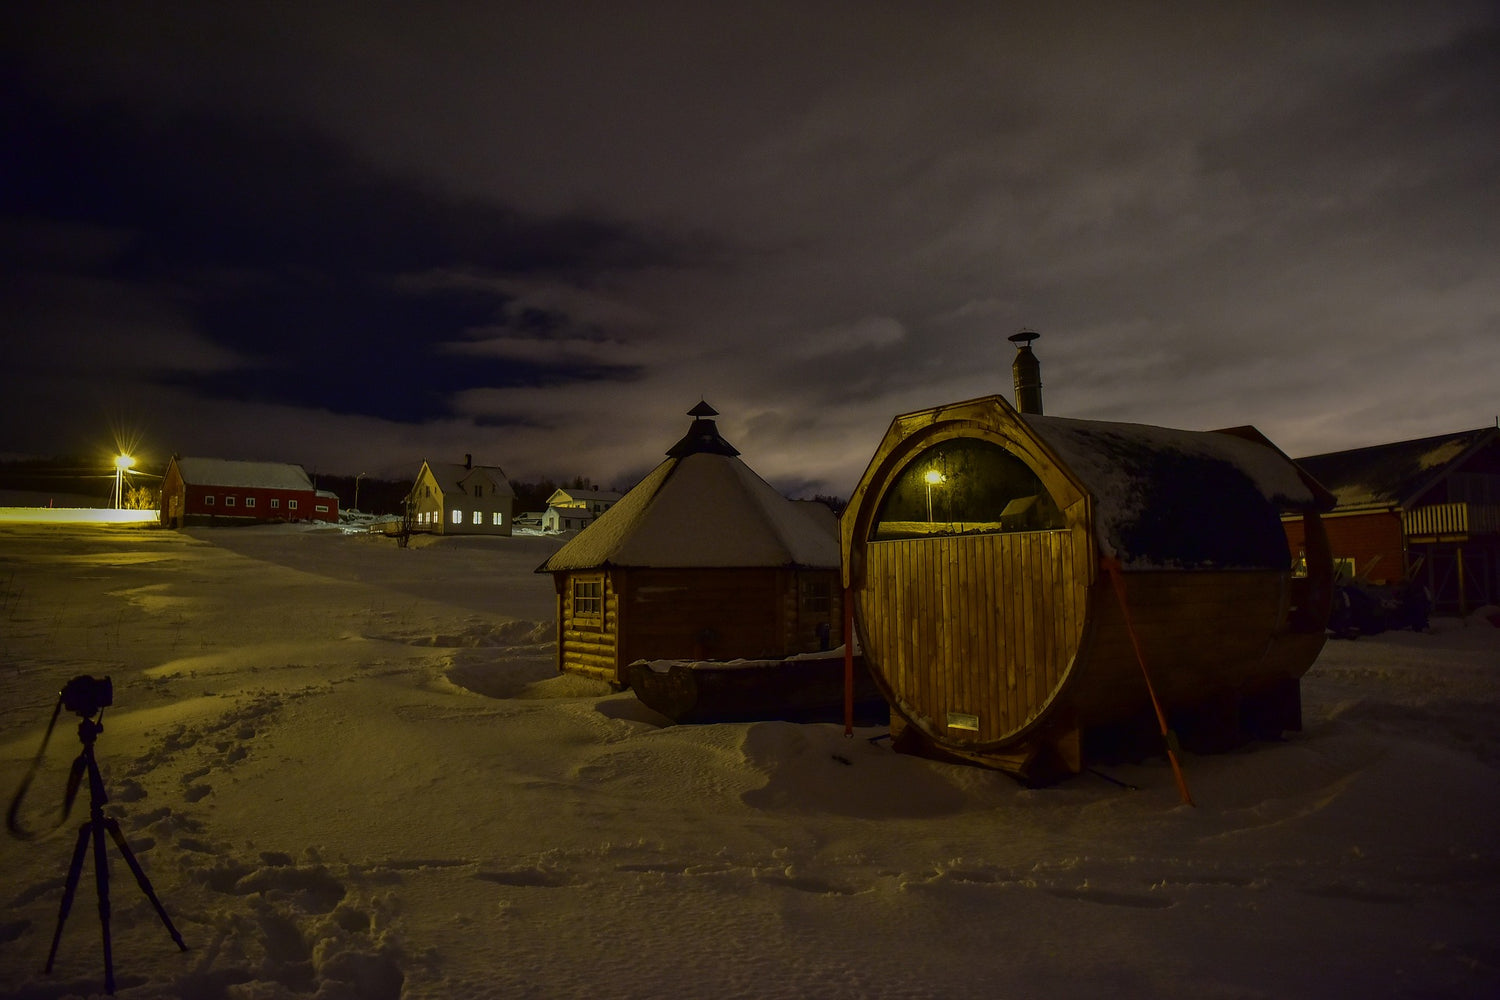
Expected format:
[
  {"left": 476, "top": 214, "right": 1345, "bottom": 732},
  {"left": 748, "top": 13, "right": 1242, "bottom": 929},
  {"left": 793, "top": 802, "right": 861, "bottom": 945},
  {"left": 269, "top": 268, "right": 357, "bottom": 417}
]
[{"left": 2, "top": 3, "right": 1495, "bottom": 493}]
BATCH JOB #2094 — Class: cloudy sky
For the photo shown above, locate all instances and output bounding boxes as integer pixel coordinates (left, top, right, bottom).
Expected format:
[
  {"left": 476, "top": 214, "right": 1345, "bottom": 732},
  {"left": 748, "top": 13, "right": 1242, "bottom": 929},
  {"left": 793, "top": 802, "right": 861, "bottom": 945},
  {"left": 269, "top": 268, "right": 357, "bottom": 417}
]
[{"left": 4, "top": 2, "right": 1496, "bottom": 497}]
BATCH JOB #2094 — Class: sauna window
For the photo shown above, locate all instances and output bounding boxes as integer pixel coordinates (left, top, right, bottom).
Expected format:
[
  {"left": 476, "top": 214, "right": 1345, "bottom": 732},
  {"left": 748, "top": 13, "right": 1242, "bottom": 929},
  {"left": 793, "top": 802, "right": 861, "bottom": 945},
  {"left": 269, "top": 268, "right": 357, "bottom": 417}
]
[
  {"left": 870, "top": 439, "right": 1064, "bottom": 540},
  {"left": 573, "top": 576, "right": 604, "bottom": 624}
]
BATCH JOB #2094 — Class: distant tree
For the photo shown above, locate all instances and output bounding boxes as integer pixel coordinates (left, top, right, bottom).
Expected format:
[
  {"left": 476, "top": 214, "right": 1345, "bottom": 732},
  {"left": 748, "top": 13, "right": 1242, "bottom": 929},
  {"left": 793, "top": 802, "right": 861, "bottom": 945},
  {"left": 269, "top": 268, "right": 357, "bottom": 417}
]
[
  {"left": 125, "top": 484, "right": 159, "bottom": 510},
  {"left": 811, "top": 494, "right": 848, "bottom": 516}
]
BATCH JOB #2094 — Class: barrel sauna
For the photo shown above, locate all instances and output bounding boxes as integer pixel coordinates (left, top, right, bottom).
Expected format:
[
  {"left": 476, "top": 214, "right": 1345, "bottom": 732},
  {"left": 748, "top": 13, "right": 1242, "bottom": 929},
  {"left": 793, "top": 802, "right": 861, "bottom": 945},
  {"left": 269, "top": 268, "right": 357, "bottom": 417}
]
[{"left": 840, "top": 395, "right": 1334, "bottom": 782}]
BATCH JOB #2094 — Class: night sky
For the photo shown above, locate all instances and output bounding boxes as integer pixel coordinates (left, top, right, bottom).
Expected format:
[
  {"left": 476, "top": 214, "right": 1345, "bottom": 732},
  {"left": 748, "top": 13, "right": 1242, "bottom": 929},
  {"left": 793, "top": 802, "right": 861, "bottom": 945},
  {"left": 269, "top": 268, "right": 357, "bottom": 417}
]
[{"left": 3, "top": 2, "right": 1496, "bottom": 497}]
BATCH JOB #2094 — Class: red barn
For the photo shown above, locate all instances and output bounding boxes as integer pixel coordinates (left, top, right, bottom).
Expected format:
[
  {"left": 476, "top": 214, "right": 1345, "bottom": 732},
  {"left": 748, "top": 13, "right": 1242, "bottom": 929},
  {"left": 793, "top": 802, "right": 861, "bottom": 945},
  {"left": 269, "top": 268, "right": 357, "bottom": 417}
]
[
  {"left": 160, "top": 457, "right": 339, "bottom": 528},
  {"left": 1286, "top": 427, "right": 1500, "bottom": 613}
]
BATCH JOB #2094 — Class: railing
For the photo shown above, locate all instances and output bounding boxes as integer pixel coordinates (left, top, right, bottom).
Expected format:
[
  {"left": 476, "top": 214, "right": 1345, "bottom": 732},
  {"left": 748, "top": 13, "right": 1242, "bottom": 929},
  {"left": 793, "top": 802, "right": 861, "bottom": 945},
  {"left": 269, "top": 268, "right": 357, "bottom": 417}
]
[{"left": 1403, "top": 502, "right": 1500, "bottom": 537}]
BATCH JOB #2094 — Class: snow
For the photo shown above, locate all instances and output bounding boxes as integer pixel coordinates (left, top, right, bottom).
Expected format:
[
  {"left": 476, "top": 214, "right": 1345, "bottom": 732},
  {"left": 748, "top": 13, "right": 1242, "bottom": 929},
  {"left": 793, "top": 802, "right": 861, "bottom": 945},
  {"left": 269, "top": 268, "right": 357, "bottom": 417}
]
[
  {"left": 539, "top": 452, "right": 840, "bottom": 571},
  {"left": 173, "top": 459, "right": 314, "bottom": 492},
  {"left": 2, "top": 521, "right": 1498, "bottom": 999},
  {"left": 1024, "top": 415, "right": 1316, "bottom": 567}
]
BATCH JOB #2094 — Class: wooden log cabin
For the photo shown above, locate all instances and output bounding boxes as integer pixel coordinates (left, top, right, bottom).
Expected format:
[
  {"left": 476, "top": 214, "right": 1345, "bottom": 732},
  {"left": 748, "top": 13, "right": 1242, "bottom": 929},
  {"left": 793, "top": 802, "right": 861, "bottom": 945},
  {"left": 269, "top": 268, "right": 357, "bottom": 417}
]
[
  {"left": 536, "top": 402, "right": 844, "bottom": 687},
  {"left": 840, "top": 339, "right": 1335, "bottom": 782}
]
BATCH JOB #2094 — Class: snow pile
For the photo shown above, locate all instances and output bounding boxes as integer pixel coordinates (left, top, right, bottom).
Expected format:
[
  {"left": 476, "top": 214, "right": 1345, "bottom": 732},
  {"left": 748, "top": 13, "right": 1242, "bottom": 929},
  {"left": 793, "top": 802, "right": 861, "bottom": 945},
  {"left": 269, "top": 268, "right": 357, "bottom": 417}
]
[{"left": 2, "top": 523, "right": 1497, "bottom": 999}]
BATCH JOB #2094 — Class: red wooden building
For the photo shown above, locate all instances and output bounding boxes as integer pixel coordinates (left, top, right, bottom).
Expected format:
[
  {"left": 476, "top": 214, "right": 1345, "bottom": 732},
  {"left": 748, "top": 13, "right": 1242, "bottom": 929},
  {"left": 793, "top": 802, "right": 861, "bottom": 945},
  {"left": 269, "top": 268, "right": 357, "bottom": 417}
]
[
  {"left": 1285, "top": 426, "right": 1500, "bottom": 613},
  {"left": 160, "top": 457, "right": 339, "bottom": 527}
]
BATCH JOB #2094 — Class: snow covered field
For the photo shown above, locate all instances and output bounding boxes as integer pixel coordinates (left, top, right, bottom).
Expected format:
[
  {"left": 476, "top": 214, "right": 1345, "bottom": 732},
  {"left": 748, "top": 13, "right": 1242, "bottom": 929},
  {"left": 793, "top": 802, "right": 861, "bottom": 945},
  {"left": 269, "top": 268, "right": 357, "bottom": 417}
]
[{"left": 1, "top": 522, "right": 1496, "bottom": 999}]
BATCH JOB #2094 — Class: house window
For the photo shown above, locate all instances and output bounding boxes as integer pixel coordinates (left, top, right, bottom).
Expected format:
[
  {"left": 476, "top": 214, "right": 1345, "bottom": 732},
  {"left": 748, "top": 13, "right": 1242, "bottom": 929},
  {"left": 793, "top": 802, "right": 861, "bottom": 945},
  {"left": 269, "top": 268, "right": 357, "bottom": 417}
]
[
  {"left": 289, "top": 500, "right": 299, "bottom": 510},
  {"left": 246, "top": 497, "right": 256, "bottom": 508},
  {"left": 474, "top": 485, "right": 483, "bottom": 498},
  {"left": 491, "top": 512, "right": 502, "bottom": 525},
  {"left": 205, "top": 495, "right": 215, "bottom": 506},
  {"left": 473, "top": 511, "right": 482, "bottom": 525},
  {"left": 316, "top": 505, "right": 329, "bottom": 513},
  {"left": 452, "top": 510, "right": 462, "bottom": 524},
  {"left": 572, "top": 576, "right": 604, "bottom": 622},
  {"left": 226, "top": 496, "right": 236, "bottom": 507},
  {"left": 271, "top": 498, "right": 280, "bottom": 509}
]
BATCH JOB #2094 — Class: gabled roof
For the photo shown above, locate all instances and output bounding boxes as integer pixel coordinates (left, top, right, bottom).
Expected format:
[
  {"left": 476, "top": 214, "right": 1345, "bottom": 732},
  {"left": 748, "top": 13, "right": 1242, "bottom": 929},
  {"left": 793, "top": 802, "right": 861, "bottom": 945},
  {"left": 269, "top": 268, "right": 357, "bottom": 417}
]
[
  {"left": 548, "top": 488, "right": 625, "bottom": 505},
  {"left": 1294, "top": 427, "right": 1499, "bottom": 511},
  {"left": 418, "top": 460, "right": 515, "bottom": 498},
  {"left": 538, "top": 403, "right": 838, "bottom": 572},
  {"left": 173, "top": 457, "right": 313, "bottom": 491}
]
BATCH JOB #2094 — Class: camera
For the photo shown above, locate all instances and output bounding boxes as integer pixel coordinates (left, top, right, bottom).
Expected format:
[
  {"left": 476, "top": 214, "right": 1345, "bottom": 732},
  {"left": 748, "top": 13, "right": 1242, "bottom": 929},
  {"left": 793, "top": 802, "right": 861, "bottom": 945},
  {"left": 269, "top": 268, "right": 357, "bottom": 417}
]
[{"left": 61, "top": 675, "right": 113, "bottom": 718}]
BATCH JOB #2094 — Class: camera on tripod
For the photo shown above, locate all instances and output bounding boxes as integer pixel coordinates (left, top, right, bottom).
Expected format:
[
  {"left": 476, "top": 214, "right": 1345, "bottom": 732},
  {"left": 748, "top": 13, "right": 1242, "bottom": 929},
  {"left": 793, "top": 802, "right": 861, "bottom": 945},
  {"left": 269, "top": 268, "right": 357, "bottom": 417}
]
[{"left": 61, "top": 675, "right": 112, "bottom": 718}]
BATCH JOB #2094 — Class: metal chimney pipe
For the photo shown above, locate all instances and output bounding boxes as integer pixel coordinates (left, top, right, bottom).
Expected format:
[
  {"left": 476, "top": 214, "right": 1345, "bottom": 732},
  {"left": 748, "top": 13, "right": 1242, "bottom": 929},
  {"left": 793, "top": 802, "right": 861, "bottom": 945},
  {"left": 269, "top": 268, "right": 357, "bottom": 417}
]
[{"left": 1009, "top": 330, "right": 1043, "bottom": 415}]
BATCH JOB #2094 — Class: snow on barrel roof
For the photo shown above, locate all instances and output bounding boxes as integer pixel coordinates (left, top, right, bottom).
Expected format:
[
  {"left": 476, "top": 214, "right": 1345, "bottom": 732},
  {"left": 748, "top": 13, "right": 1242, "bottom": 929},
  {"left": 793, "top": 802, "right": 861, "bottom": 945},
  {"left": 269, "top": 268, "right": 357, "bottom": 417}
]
[
  {"left": 538, "top": 404, "right": 839, "bottom": 572},
  {"left": 1023, "top": 414, "right": 1319, "bottom": 569},
  {"left": 175, "top": 457, "right": 314, "bottom": 491}
]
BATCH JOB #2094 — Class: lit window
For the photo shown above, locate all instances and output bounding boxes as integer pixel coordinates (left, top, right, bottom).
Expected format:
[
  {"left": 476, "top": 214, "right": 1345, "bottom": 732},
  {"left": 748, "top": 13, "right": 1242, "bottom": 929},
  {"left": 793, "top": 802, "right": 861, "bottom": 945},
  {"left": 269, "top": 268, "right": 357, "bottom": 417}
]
[
  {"left": 473, "top": 511, "right": 482, "bottom": 525},
  {"left": 451, "top": 510, "right": 461, "bottom": 524},
  {"left": 491, "top": 512, "right": 502, "bottom": 525}
]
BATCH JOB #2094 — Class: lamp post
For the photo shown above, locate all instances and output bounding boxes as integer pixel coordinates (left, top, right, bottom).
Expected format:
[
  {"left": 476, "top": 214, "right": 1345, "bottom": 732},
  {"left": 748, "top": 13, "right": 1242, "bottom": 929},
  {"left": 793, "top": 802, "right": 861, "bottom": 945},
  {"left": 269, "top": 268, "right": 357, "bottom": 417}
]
[
  {"left": 924, "top": 468, "right": 944, "bottom": 522},
  {"left": 113, "top": 455, "right": 135, "bottom": 509},
  {"left": 354, "top": 472, "right": 367, "bottom": 513}
]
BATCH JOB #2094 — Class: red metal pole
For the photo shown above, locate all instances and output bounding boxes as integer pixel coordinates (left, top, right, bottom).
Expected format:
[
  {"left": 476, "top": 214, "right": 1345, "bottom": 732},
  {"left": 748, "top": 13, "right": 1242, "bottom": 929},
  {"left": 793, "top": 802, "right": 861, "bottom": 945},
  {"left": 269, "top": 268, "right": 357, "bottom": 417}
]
[{"left": 1101, "top": 557, "right": 1194, "bottom": 806}]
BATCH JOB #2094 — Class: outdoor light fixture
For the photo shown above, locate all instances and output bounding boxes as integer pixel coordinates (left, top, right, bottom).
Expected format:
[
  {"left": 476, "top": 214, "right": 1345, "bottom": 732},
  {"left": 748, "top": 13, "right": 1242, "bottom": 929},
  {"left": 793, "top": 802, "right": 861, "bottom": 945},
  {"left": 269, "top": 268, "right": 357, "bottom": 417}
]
[
  {"left": 113, "top": 454, "right": 135, "bottom": 510},
  {"left": 924, "top": 468, "right": 945, "bottom": 521}
]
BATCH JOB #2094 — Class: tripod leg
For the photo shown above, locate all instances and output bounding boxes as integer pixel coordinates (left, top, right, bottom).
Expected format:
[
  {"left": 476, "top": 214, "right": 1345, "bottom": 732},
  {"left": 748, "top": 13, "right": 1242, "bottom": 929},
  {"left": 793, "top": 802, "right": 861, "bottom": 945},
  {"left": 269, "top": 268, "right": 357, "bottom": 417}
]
[
  {"left": 93, "top": 815, "right": 115, "bottom": 994},
  {"left": 105, "top": 818, "right": 188, "bottom": 951},
  {"left": 44, "top": 821, "right": 92, "bottom": 973}
]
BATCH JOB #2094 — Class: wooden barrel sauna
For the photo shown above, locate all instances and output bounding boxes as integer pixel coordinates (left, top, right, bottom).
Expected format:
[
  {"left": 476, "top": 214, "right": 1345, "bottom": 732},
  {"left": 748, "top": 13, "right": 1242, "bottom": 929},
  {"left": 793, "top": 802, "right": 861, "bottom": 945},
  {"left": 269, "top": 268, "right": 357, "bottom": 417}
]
[{"left": 840, "top": 395, "right": 1335, "bottom": 782}]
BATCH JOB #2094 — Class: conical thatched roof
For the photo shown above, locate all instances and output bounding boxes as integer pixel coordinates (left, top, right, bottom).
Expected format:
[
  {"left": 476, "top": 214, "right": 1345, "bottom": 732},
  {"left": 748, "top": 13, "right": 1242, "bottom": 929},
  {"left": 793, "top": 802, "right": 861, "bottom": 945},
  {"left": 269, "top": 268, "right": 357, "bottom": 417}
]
[{"left": 537, "top": 403, "right": 838, "bottom": 572}]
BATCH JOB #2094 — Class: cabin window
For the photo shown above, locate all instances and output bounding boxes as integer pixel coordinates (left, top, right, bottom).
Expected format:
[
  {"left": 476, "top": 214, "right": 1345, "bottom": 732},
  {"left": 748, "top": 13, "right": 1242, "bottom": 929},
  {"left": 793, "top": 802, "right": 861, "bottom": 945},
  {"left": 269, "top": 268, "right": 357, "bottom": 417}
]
[
  {"left": 246, "top": 497, "right": 256, "bottom": 508},
  {"left": 491, "top": 512, "right": 503, "bottom": 525},
  {"left": 205, "top": 495, "right": 215, "bottom": 506},
  {"left": 225, "top": 496, "right": 236, "bottom": 507},
  {"left": 870, "top": 439, "right": 1064, "bottom": 541},
  {"left": 271, "top": 498, "right": 280, "bottom": 509},
  {"left": 801, "top": 578, "right": 831, "bottom": 616},
  {"left": 452, "top": 510, "right": 462, "bottom": 524},
  {"left": 289, "top": 500, "right": 299, "bottom": 510},
  {"left": 572, "top": 576, "right": 604, "bottom": 624},
  {"left": 316, "top": 505, "right": 329, "bottom": 513},
  {"left": 473, "top": 511, "right": 482, "bottom": 525},
  {"left": 474, "top": 485, "right": 483, "bottom": 498}
]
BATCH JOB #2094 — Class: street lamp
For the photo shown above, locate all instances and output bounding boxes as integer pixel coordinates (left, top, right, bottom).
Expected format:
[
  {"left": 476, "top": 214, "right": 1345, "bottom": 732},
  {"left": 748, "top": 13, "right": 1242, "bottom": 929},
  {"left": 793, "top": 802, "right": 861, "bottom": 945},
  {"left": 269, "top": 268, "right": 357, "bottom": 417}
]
[
  {"left": 923, "top": 468, "right": 944, "bottom": 522},
  {"left": 113, "top": 454, "right": 135, "bottom": 509}
]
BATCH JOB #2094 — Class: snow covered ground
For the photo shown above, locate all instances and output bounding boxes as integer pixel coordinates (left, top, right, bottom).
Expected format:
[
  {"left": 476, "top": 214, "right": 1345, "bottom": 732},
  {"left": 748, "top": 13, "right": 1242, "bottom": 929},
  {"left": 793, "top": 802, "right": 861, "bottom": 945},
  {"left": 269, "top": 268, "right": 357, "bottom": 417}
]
[{"left": 1, "top": 521, "right": 1496, "bottom": 999}]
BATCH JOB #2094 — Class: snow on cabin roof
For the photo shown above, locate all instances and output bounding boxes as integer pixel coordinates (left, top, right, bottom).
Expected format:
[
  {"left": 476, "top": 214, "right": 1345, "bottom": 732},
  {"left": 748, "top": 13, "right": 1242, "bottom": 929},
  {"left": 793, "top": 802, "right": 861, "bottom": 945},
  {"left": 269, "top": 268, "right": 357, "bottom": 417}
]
[
  {"left": 538, "top": 452, "right": 840, "bottom": 572},
  {"left": 174, "top": 457, "right": 313, "bottom": 491},
  {"left": 1023, "top": 414, "right": 1318, "bottom": 569}
]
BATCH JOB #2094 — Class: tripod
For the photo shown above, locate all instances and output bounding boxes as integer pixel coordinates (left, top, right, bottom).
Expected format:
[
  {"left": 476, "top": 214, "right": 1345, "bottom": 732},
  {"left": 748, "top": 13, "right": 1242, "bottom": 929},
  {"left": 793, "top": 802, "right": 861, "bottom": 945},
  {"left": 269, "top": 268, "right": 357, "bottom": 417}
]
[{"left": 45, "top": 715, "right": 187, "bottom": 994}]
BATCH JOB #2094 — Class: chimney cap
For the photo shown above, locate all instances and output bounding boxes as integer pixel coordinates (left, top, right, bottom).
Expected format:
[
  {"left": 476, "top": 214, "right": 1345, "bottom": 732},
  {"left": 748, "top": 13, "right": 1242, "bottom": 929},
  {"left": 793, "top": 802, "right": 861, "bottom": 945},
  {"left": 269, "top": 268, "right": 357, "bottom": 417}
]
[{"left": 1008, "top": 329, "right": 1040, "bottom": 347}]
